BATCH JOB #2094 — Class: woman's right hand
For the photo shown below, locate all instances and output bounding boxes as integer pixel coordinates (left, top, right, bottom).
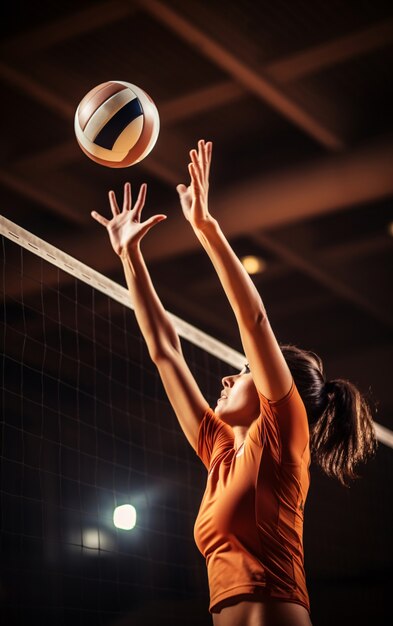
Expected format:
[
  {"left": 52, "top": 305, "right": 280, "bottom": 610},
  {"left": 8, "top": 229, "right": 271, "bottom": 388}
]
[
  {"left": 91, "top": 182, "right": 167, "bottom": 257},
  {"left": 177, "top": 139, "right": 213, "bottom": 231}
]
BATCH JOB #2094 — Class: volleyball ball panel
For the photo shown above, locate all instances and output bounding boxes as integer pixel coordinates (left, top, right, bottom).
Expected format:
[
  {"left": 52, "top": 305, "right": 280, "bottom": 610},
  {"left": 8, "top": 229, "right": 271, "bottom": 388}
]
[{"left": 74, "top": 81, "right": 160, "bottom": 168}]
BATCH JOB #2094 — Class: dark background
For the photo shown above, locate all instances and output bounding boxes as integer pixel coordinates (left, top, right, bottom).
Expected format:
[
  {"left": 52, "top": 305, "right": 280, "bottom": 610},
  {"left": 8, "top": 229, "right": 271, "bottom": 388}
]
[{"left": 1, "top": 1, "right": 393, "bottom": 624}]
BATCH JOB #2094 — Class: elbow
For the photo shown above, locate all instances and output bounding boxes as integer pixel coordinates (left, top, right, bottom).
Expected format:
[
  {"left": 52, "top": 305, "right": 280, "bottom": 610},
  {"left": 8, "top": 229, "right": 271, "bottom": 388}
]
[
  {"left": 148, "top": 344, "right": 169, "bottom": 364},
  {"left": 144, "top": 332, "right": 168, "bottom": 364},
  {"left": 145, "top": 329, "right": 181, "bottom": 364},
  {"left": 241, "top": 307, "right": 268, "bottom": 330},
  {"left": 148, "top": 347, "right": 165, "bottom": 364},
  {"left": 149, "top": 343, "right": 181, "bottom": 365}
]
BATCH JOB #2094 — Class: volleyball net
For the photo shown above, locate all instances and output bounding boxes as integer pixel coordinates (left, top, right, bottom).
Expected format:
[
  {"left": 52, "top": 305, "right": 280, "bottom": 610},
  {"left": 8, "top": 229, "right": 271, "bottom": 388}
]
[
  {"left": 0, "top": 216, "right": 391, "bottom": 625},
  {"left": 0, "top": 216, "right": 245, "bottom": 626}
]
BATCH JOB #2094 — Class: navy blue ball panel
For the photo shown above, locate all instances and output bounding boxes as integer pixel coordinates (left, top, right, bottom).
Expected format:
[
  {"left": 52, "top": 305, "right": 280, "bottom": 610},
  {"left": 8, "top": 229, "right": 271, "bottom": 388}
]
[{"left": 93, "top": 98, "right": 143, "bottom": 150}]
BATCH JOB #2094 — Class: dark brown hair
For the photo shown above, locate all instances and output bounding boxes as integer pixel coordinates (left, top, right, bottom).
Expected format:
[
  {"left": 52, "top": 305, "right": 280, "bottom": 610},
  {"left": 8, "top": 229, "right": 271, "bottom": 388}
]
[{"left": 280, "top": 344, "right": 378, "bottom": 487}]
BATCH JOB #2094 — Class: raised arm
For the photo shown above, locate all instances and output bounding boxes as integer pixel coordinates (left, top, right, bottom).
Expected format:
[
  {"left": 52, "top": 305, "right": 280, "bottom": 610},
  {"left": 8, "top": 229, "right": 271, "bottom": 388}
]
[
  {"left": 177, "top": 141, "right": 293, "bottom": 402},
  {"left": 92, "top": 182, "right": 208, "bottom": 450}
]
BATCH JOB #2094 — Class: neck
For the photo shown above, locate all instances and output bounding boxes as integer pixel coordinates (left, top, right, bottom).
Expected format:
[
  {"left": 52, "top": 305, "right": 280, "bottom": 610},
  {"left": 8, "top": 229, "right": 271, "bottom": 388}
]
[{"left": 232, "top": 425, "right": 249, "bottom": 450}]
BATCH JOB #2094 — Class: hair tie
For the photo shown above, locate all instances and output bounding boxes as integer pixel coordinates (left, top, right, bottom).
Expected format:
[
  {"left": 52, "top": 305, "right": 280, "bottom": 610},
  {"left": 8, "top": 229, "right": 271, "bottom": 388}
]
[{"left": 324, "top": 381, "right": 335, "bottom": 395}]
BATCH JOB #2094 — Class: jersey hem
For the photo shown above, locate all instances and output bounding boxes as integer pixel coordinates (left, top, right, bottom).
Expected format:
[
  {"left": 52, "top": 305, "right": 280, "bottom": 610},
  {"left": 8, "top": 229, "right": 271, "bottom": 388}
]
[
  {"left": 209, "top": 582, "right": 268, "bottom": 612},
  {"left": 209, "top": 583, "right": 310, "bottom": 615}
]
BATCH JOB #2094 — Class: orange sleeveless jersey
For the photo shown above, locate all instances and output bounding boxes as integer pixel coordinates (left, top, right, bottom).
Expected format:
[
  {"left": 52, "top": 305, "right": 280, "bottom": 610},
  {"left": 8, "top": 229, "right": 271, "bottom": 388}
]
[{"left": 194, "top": 379, "right": 311, "bottom": 615}]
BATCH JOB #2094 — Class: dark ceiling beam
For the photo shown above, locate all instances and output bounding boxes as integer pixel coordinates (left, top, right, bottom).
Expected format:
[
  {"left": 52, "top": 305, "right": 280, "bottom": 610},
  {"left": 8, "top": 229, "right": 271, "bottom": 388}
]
[
  {"left": 267, "top": 18, "right": 393, "bottom": 82},
  {"left": 1, "top": 3, "right": 391, "bottom": 176},
  {"left": 5, "top": 137, "right": 392, "bottom": 332},
  {"left": 317, "top": 232, "right": 392, "bottom": 264},
  {"left": 12, "top": 138, "right": 182, "bottom": 188},
  {"left": 10, "top": 81, "right": 245, "bottom": 176},
  {"left": 3, "top": 14, "right": 392, "bottom": 131},
  {"left": 4, "top": 135, "right": 393, "bottom": 265},
  {"left": 139, "top": 0, "right": 344, "bottom": 150},
  {"left": 2, "top": 0, "right": 391, "bottom": 80},
  {"left": 251, "top": 233, "right": 392, "bottom": 328},
  {"left": 0, "top": 0, "right": 136, "bottom": 56},
  {"left": 0, "top": 65, "right": 183, "bottom": 214},
  {"left": 266, "top": 293, "right": 333, "bottom": 321},
  {"left": 140, "top": 155, "right": 182, "bottom": 187},
  {"left": 0, "top": 61, "right": 73, "bottom": 120},
  {"left": 140, "top": 135, "right": 393, "bottom": 259},
  {"left": 0, "top": 168, "right": 85, "bottom": 224},
  {"left": 4, "top": 14, "right": 393, "bottom": 177},
  {"left": 189, "top": 233, "right": 392, "bottom": 302},
  {"left": 0, "top": 4, "right": 391, "bottom": 336},
  {"left": 141, "top": 127, "right": 190, "bottom": 184},
  {"left": 2, "top": 13, "right": 391, "bottom": 120},
  {"left": 13, "top": 140, "right": 79, "bottom": 173},
  {"left": 159, "top": 80, "right": 246, "bottom": 123}
]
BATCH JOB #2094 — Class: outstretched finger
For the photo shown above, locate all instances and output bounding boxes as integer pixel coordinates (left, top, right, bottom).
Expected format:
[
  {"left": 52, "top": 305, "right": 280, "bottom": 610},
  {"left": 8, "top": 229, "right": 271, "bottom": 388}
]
[
  {"left": 198, "top": 139, "right": 207, "bottom": 171},
  {"left": 91, "top": 210, "right": 109, "bottom": 227},
  {"left": 198, "top": 139, "right": 210, "bottom": 182},
  {"left": 188, "top": 162, "right": 202, "bottom": 192},
  {"left": 122, "top": 182, "right": 131, "bottom": 212},
  {"left": 205, "top": 141, "right": 212, "bottom": 180},
  {"left": 133, "top": 183, "right": 147, "bottom": 221},
  {"left": 108, "top": 190, "right": 121, "bottom": 217},
  {"left": 190, "top": 150, "right": 203, "bottom": 186}
]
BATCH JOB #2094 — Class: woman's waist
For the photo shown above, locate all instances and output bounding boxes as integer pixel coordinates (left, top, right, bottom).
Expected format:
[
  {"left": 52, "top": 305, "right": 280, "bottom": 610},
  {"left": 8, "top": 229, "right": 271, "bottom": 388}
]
[{"left": 212, "top": 593, "right": 312, "bottom": 626}]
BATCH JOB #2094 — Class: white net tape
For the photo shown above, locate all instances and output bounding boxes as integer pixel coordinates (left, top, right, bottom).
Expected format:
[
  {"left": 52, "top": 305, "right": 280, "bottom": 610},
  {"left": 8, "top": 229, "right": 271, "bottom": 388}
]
[{"left": 1, "top": 214, "right": 390, "bottom": 449}]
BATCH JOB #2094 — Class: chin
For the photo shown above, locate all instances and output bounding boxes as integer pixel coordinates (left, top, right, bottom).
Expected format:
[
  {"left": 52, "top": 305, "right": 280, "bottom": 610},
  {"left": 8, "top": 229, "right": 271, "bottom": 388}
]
[
  {"left": 214, "top": 397, "right": 225, "bottom": 415},
  {"left": 215, "top": 406, "right": 230, "bottom": 422}
]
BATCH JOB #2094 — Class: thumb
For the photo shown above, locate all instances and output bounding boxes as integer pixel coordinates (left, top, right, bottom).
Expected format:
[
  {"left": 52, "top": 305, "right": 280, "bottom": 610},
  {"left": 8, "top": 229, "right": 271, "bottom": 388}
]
[
  {"left": 140, "top": 214, "right": 167, "bottom": 237},
  {"left": 176, "top": 184, "right": 187, "bottom": 195},
  {"left": 147, "top": 214, "right": 167, "bottom": 227}
]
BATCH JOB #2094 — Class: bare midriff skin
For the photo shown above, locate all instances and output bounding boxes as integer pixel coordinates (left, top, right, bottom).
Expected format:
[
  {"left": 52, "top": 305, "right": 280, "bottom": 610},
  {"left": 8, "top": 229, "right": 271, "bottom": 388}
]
[{"left": 212, "top": 596, "right": 313, "bottom": 626}]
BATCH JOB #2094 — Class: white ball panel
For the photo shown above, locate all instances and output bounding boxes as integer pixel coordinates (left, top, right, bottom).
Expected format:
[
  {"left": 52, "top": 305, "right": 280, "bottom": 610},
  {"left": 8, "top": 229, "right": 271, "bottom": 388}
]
[
  {"left": 83, "top": 89, "right": 137, "bottom": 143},
  {"left": 75, "top": 114, "right": 127, "bottom": 162},
  {"left": 116, "top": 81, "right": 154, "bottom": 110}
]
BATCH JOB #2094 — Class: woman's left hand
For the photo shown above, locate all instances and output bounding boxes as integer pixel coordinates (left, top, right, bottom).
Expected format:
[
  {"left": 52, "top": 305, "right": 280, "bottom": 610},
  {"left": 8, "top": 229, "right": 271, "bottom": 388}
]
[{"left": 176, "top": 139, "right": 213, "bottom": 229}]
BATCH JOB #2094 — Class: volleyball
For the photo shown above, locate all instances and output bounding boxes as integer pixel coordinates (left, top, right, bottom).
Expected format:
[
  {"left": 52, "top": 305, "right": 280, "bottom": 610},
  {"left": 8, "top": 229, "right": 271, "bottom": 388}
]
[{"left": 74, "top": 80, "right": 160, "bottom": 168}]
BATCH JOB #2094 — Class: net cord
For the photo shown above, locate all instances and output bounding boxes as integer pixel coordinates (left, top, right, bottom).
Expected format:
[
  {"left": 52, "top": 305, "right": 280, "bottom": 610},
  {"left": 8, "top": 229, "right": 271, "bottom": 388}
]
[{"left": 1, "top": 215, "right": 391, "bottom": 449}]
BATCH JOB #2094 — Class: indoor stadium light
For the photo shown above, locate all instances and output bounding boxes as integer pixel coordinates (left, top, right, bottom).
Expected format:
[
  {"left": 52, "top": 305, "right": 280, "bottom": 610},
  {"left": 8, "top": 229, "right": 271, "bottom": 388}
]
[
  {"left": 240, "top": 255, "right": 266, "bottom": 275},
  {"left": 113, "top": 504, "right": 137, "bottom": 530}
]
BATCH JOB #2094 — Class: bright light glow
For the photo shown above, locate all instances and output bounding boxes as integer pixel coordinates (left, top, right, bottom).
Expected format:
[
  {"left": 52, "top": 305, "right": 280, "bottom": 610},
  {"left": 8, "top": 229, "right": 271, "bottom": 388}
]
[
  {"left": 81, "top": 528, "right": 114, "bottom": 555},
  {"left": 113, "top": 504, "right": 137, "bottom": 530},
  {"left": 388, "top": 221, "right": 393, "bottom": 237},
  {"left": 83, "top": 528, "right": 100, "bottom": 550},
  {"left": 241, "top": 255, "right": 266, "bottom": 275}
]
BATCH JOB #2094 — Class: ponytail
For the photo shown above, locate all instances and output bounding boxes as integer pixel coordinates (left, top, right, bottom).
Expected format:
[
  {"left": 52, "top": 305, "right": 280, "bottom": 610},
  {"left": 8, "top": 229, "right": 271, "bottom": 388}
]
[
  {"left": 280, "top": 344, "right": 378, "bottom": 487},
  {"left": 310, "top": 378, "right": 378, "bottom": 487}
]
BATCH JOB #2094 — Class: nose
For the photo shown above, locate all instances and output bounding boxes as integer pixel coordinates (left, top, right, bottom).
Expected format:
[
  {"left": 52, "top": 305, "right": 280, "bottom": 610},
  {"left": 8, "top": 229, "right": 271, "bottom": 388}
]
[{"left": 222, "top": 375, "right": 235, "bottom": 388}]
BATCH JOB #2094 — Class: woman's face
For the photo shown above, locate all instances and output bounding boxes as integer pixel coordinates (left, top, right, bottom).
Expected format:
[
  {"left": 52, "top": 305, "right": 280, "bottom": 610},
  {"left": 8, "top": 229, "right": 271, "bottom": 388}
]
[{"left": 214, "top": 364, "right": 260, "bottom": 427}]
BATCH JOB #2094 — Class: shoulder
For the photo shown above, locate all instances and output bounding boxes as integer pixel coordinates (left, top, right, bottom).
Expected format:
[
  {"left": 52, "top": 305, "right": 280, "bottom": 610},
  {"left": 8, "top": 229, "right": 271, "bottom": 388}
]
[
  {"left": 250, "top": 380, "right": 309, "bottom": 463},
  {"left": 196, "top": 407, "right": 234, "bottom": 470}
]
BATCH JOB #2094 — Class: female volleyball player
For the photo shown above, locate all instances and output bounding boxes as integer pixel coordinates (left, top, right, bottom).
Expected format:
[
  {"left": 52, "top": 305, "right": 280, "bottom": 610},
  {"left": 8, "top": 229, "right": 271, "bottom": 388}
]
[{"left": 91, "top": 140, "right": 377, "bottom": 626}]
